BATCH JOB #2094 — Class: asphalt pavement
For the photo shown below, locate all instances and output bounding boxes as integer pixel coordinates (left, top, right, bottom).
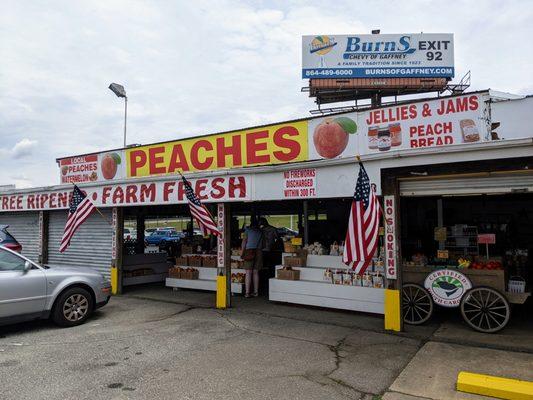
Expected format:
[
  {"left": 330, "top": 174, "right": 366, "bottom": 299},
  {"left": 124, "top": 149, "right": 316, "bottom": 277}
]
[{"left": 0, "top": 291, "right": 531, "bottom": 400}]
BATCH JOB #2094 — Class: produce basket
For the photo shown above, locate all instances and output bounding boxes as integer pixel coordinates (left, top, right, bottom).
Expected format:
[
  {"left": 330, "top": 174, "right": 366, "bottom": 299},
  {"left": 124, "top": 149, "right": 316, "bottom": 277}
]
[
  {"left": 188, "top": 255, "right": 203, "bottom": 267},
  {"left": 283, "top": 241, "right": 297, "bottom": 253},
  {"left": 508, "top": 276, "right": 526, "bottom": 293},
  {"left": 175, "top": 256, "right": 188, "bottom": 266},
  {"left": 202, "top": 256, "right": 217, "bottom": 268}
]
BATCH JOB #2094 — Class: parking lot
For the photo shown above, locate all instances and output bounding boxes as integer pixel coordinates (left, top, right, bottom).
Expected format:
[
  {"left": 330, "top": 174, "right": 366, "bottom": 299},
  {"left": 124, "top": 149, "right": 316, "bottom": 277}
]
[{"left": 1, "top": 290, "right": 532, "bottom": 400}]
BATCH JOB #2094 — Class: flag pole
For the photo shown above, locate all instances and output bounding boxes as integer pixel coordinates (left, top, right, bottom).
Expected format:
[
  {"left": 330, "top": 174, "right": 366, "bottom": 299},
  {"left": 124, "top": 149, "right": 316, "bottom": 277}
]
[
  {"left": 70, "top": 183, "right": 112, "bottom": 226},
  {"left": 94, "top": 206, "right": 112, "bottom": 226}
]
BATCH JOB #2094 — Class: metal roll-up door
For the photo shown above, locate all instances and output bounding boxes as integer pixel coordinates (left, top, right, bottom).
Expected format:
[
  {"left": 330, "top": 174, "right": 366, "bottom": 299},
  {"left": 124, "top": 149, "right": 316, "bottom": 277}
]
[
  {"left": 0, "top": 212, "right": 40, "bottom": 262},
  {"left": 400, "top": 173, "right": 533, "bottom": 197},
  {"left": 47, "top": 209, "right": 113, "bottom": 278}
]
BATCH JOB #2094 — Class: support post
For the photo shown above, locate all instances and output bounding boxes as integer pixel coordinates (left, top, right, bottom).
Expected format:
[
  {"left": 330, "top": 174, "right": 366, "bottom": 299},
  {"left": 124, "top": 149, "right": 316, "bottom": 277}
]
[
  {"left": 216, "top": 203, "right": 231, "bottom": 309},
  {"left": 437, "top": 198, "right": 444, "bottom": 250},
  {"left": 111, "top": 207, "right": 124, "bottom": 295},
  {"left": 39, "top": 211, "right": 49, "bottom": 265},
  {"left": 303, "top": 200, "right": 309, "bottom": 245},
  {"left": 136, "top": 212, "right": 145, "bottom": 255}
]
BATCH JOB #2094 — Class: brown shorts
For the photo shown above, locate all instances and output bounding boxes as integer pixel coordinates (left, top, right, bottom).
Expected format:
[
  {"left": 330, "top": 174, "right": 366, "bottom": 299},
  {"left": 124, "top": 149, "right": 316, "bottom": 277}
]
[{"left": 244, "top": 249, "right": 263, "bottom": 270}]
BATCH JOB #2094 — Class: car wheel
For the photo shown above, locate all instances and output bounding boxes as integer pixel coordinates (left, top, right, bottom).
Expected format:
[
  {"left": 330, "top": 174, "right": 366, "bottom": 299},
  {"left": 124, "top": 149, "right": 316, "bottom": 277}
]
[{"left": 52, "top": 287, "right": 94, "bottom": 327}]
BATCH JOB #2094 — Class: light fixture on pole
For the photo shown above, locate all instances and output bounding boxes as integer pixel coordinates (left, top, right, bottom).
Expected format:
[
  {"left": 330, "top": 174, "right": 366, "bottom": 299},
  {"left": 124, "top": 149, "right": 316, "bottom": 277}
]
[{"left": 108, "top": 83, "right": 128, "bottom": 148}]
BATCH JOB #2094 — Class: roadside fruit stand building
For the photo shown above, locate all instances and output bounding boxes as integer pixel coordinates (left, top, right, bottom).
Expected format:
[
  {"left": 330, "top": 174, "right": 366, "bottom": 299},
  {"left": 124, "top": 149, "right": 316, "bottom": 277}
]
[{"left": 1, "top": 90, "right": 531, "bottom": 331}]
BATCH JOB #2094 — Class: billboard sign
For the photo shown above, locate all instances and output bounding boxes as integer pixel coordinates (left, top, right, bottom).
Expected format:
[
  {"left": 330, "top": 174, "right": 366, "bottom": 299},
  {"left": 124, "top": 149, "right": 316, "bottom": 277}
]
[{"left": 302, "top": 33, "right": 454, "bottom": 79}]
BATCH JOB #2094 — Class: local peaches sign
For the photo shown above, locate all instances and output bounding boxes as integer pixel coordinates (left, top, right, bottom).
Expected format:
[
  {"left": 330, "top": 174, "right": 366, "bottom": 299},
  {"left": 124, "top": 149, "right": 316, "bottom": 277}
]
[{"left": 58, "top": 150, "right": 125, "bottom": 184}]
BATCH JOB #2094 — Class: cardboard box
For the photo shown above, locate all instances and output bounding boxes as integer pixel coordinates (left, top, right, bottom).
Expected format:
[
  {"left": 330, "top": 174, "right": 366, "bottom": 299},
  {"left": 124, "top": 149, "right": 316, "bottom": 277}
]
[
  {"left": 283, "top": 256, "right": 306, "bottom": 268},
  {"left": 277, "top": 268, "right": 300, "bottom": 281}
]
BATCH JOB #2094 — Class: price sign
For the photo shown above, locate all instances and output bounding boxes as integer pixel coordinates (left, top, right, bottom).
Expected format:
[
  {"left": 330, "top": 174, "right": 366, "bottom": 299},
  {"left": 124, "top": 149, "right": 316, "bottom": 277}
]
[
  {"left": 437, "top": 250, "right": 449, "bottom": 259},
  {"left": 478, "top": 234, "right": 496, "bottom": 244}
]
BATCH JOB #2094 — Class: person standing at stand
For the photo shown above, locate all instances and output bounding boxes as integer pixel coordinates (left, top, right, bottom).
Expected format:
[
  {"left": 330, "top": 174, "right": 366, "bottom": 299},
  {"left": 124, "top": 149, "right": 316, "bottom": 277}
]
[
  {"left": 241, "top": 218, "right": 263, "bottom": 298},
  {"left": 259, "top": 217, "right": 280, "bottom": 288}
]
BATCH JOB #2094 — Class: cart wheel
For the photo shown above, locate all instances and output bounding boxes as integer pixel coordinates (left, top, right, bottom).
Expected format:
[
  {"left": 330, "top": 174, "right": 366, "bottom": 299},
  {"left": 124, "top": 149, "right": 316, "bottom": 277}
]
[
  {"left": 402, "top": 283, "right": 434, "bottom": 325},
  {"left": 460, "top": 286, "right": 510, "bottom": 333}
]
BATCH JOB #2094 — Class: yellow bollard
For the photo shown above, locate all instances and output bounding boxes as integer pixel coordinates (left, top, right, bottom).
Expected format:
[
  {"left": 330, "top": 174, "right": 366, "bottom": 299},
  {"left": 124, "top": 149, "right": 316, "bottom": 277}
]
[
  {"left": 110, "top": 266, "right": 119, "bottom": 295},
  {"left": 216, "top": 275, "right": 227, "bottom": 309},
  {"left": 384, "top": 289, "right": 401, "bottom": 331}
]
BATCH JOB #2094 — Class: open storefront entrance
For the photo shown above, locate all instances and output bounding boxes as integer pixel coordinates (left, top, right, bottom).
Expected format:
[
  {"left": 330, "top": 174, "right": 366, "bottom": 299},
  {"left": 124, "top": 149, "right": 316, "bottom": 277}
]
[
  {"left": 398, "top": 170, "right": 533, "bottom": 333},
  {"left": 121, "top": 204, "right": 218, "bottom": 290}
]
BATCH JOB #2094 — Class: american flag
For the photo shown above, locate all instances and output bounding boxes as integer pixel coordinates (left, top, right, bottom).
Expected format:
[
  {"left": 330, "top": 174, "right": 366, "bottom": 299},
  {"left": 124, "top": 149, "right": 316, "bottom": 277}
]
[
  {"left": 343, "top": 162, "right": 381, "bottom": 274},
  {"left": 182, "top": 176, "right": 220, "bottom": 236},
  {"left": 59, "top": 185, "right": 96, "bottom": 253}
]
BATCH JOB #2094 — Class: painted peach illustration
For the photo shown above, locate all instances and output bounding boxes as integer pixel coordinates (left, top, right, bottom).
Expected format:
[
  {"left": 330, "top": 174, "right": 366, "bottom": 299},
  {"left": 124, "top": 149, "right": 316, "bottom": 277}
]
[
  {"left": 313, "top": 116, "right": 357, "bottom": 159},
  {"left": 101, "top": 152, "right": 121, "bottom": 180},
  {"left": 61, "top": 165, "right": 69, "bottom": 176}
]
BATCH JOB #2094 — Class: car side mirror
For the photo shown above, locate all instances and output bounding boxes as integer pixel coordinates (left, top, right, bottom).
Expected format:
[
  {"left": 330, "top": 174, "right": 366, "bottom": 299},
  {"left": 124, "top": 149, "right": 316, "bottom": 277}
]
[{"left": 23, "top": 260, "right": 32, "bottom": 274}]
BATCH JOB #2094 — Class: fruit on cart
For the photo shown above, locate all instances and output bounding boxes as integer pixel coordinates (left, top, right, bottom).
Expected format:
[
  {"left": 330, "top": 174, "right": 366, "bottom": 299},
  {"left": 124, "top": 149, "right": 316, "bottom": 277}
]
[
  {"left": 313, "top": 117, "right": 357, "bottom": 159},
  {"left": 486, "top": 260, "right": 503, "bottom": 270},
  {"left": 457, "top": 258, "right": 471, "bottom": 269},
  {"left": 471, "top": 261, "right": 484, "bottom": 270}
]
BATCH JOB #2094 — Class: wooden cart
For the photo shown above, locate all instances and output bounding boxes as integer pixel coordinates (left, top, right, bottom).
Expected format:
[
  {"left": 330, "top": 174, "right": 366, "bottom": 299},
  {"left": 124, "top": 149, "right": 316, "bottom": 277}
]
[{"left": 401, "top": 266, "right": 531, "bottom": 333}]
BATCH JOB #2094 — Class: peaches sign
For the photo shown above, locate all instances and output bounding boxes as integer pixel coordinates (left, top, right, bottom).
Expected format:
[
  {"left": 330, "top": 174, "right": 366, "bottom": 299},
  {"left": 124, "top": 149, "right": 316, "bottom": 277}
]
[
  {"left": 58, "top": 150, "right": 125, "bottom": 184},
  {"left": 58, "top": 93, "right": 492, "bottom": 183}
]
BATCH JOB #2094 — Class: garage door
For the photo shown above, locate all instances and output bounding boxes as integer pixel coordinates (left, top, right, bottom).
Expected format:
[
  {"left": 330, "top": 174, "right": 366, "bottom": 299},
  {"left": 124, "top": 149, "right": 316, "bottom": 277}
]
[
  {"left": 0, "top": 212, "right": 40, "bottom": 262},
  {"left": 400, "top": 173, "right": 533, "bottom": 197},
  {"left": 47, "top": 209, "right": 113, "bottom": 278}
]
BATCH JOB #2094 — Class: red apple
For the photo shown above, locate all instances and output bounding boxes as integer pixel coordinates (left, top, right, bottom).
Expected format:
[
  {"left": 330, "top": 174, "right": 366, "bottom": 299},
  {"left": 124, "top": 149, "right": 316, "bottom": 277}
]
[
  {"left": 313, "top": 119, "right": 350, "bottom": 159},
  {"left": 101, "top": 154, "right": 118, "bottom": 180}
]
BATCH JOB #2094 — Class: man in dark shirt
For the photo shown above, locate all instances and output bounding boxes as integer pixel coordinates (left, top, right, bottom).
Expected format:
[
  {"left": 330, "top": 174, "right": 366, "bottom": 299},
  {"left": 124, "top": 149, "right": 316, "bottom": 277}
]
[{"left": 259, "top": 217, "right": 281, "bottom": 292}]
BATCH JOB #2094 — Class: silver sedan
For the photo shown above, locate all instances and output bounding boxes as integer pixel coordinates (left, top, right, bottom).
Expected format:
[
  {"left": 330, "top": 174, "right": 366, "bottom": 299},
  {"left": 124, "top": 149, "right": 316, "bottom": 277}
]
[{"left": 0, "top": 245, "right": 111, "bottom": 327}]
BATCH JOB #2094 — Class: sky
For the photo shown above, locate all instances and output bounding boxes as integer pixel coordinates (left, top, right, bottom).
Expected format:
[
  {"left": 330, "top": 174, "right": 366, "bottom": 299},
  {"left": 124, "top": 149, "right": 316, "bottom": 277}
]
[{"left": 1, "top": 0, "right": 532, "bottom": 188}]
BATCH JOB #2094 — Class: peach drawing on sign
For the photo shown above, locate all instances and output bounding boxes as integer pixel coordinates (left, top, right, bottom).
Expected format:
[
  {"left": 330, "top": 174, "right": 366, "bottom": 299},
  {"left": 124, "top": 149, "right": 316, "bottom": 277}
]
[
  {"left": 313, "top": 116, "right": 357, "bottom": 159},
  {"left": 61, "top": 165, "right": 69, "bottom": 176},
  {"left": 101, "top": 153, "right": 121, "bottom": 180}
]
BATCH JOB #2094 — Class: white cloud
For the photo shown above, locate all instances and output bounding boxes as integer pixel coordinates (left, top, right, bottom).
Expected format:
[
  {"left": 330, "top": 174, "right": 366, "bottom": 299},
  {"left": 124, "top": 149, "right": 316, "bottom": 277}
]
[
  {"left": 0, "top": 0, "right": 532, "bottom": 188},
  {"left": 11, "top": 138, "right": 38, "bottom": 159}
]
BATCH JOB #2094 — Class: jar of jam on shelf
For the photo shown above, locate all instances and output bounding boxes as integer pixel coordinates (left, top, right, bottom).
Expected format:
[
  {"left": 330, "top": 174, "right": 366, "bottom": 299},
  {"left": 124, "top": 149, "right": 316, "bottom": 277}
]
[
  {"left": 377, "top": 127, "right": 391, "bottom": 151},
  {"left": 389, "top": 123, "right": 402, "bottom": 147},
  {"left": 368, "top": 126, "right": 379, "bottom": 150},
  {"left": 460, "top": 119, "right": 480, "bottom": 143}
]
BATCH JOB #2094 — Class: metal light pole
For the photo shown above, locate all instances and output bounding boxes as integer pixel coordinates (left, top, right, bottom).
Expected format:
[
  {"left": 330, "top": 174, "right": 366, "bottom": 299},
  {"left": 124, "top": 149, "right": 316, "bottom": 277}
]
[{"left": 108, "top": 83, "right": 128, "bottom": 147}]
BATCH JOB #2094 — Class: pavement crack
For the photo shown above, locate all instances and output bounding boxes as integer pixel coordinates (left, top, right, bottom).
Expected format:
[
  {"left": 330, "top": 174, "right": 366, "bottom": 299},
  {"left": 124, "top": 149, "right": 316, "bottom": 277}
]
[
  {"left": 214, "top": 310, "right": 335, "bottom": 348},
  {"left": 327, "top": 336, "right": 347, "bottom": 375},
  {"left": 143, "top": 306, "right": 195, "bottom": 322}
]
